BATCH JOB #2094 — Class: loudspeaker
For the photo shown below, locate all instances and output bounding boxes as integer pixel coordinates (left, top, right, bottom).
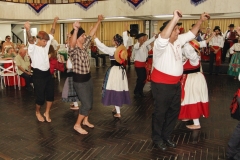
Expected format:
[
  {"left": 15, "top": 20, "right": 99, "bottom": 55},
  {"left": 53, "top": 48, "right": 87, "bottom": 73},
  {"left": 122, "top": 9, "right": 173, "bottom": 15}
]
[{"left": 130, "top": 24, "right": 139, "bottom": 37}]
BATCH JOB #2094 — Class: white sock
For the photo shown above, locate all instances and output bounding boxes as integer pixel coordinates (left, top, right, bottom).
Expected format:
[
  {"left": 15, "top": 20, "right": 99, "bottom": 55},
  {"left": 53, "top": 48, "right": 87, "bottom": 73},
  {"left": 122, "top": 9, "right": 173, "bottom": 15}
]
[
  {"left": 193, "top": 119, "right": 200, "bottom": 125},
  {"left": 73, "top": 102, "right": 78, "bottom": 107},
  {"left": 115, "top": 106, "right": 120, "bottom": 113}
]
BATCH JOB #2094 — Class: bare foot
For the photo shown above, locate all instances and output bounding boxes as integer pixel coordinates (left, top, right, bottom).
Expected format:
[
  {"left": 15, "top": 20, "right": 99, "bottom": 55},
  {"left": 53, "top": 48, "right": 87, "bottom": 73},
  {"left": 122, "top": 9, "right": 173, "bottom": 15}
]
[
  {"left": 114, "top": 113, "right": 121, "bottom": 118},
  {"left": 74, "top": 126, "right": 88, "bottom": 134},
  {"left": 82, "top": 121, "right": 94, "bottom": 128},
  {"left": 43, "top": 113, "right": 51, "bottom": 122},
  {"left": 186, "top": 125, "right": 201, "bottom": 130},
  {"left": 36, "top": 113, "right": 45, "bottom": 122}
]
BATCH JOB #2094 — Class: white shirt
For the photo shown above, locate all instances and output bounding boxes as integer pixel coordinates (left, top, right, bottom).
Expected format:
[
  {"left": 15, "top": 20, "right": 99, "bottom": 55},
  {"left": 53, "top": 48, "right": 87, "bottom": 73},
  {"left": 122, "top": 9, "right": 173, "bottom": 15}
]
[
  {"left": 230, "top": 43, "right": 240, "bottom": 54},
  {"left": 182, "top": 41, "right": 206, "bottom": 66},
  {"left": 209, "top": 35, "right": 224, "bottom": 48},
  {"left": 94, "top": 31, "right": 128, "bottom": 56},
  {"left": 153, "top": 31, "right": 195, "bottom": 76},
  {"left": 67, "top": 58, "right": 73, "bottom": 69},
  {"left": 28, "top": 34, "right": 53, "bottom": 71},
  {"left": 134, "top": 36, "right": 155, "bottom": 62},
  {"left": 51, "top": 39, "right": 59, "bottom": 50}
]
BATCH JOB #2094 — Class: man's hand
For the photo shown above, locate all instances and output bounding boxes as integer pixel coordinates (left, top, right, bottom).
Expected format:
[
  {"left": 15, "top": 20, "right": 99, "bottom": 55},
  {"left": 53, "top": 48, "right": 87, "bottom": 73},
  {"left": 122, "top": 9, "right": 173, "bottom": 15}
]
[
  {"left": 98, "top": 15, "right": 104, "bottom": 21},
  {"left": 73, "top": 21, "right": 80, "bottom": 30},
  {"left": 24, "top": 21, "right": 31, "bottom": 31},
  {"left": 200, "top": 12, "right": 210, "bottom": 22},
  {"left": 173, "top": 10, "right": 182, "bottom": 20},
  {"left": 54, "top": 16, "right": 59, "bottom": 22}
]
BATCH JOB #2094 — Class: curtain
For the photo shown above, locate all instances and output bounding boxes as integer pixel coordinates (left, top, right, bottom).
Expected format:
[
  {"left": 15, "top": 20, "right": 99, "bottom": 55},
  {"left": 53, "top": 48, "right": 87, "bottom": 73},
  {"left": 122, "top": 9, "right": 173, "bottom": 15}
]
[
  {"left": 66, "top": 21, "right": 144, "bottom": 46},
  {"left": 157, "top": 18, "right": 240, "bottom": 35},
  {"left": 39, "top": 23, "right": 60, "bottom": 43}
]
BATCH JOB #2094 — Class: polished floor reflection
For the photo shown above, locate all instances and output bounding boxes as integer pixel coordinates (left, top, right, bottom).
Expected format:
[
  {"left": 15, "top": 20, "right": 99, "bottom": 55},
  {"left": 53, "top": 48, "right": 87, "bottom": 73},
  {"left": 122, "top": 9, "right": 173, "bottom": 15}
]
[{"left": 0, "top": 62, "right": 238, "bottom": 160}]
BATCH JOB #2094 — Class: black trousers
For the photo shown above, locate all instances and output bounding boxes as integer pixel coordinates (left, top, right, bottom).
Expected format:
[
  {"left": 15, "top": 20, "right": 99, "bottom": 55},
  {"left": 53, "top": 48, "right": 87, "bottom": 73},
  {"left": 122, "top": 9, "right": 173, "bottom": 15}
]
[
  {"left": 151, "top": 81, "right": 181, "bottom": 143},
  {"left": 222, "top": 42, "right": 230, "bottom": 63},
  {"left": 134, "top": 67, "right": 146, "bottom": 95},
  {"left": 91, "top": 52, "right": 106, "bottom": 66},
  {"left": 209, "top": 52, "right": 220, "bottom": 74},
  {"left": 20, "top": 73, "right": 33, "bottom": 88},
  {"left": 33, "top": 68, "right": 54, "bottom": 105}
]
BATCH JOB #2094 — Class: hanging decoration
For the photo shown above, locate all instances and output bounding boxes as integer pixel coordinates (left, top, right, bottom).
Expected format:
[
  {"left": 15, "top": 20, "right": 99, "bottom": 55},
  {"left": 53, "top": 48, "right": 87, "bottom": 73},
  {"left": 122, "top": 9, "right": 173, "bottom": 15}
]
[
  {"left": 27, "top": 3, "right": 48, "bottom": 14},
  {"left": 124, "top": 0, "right": 147, "bottom": 9},
  {"left": 191, "top": 0, "right": 207, "bottom": 6},
  {"left": 75, "top": 0, "right": 97, "bottom": 10}
]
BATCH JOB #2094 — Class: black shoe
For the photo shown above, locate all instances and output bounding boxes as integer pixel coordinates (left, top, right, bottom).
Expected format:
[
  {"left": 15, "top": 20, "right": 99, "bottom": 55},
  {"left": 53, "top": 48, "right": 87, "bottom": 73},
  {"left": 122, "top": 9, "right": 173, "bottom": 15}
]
[
  {"left": 134, "top": 93, "right": 141, "bottom": 98},
  {"left": 26, "top": 86, "right": 33, "bottom": 92},
  {"left": 164, "top": 139, "right": 176, "bottom": 148},
  {"left": 154, "top": 142, "right": 167, "bottom": 151}
]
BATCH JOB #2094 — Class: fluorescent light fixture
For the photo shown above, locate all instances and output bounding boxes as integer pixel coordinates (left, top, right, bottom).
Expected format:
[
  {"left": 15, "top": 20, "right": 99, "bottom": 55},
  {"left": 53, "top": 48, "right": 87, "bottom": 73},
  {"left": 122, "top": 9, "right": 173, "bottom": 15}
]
[
  {"left": 105, "top": 17, "right": 126, "bottom": 19},
  {"left": 58, "top": 19, "right": 83, "bottom": 22},
  {"left": 153, "top": 15, "right": 173, "bottom": 18}
]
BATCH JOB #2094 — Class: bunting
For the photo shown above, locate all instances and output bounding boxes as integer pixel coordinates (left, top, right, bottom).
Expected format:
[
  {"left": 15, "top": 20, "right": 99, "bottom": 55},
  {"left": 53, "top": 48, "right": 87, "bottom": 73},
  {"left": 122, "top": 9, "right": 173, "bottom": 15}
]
[
  {"left": 191, "top": 0, "right": 207, "bottom": 6},
  {"left": 27, "top": 3, "right": 48, "bottom": 13},
  {"left": 75, "top": 0, "right": 97, "bottom": 10},
  {"left": 125, "top": 0, "right": 147, "bottom": 9}
]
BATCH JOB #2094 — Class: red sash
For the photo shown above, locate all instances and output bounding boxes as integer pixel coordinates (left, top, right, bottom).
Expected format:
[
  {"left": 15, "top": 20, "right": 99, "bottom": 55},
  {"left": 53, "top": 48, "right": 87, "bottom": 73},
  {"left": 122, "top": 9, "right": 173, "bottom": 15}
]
[{"left": 212, "top": 46, "right": 221, "bottom": 66}]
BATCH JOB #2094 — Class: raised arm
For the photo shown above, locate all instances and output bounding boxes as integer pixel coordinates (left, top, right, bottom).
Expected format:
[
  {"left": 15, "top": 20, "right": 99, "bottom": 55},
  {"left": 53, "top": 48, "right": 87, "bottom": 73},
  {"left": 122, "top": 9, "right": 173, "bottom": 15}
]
[
  {"left": 191, "top": 13, "right": 209, "bottom": 36},
  {"left": 70, "top": 21, "right": 81, "bottom": 48},
  {"left": 50, "top": 16, "right": 59, "bottom": 36},
  {"left": 205, "top": 32, "right": 215, "bottom": 44},
  {"left": 24, "top": 21, "right": 34, "bottom": 44},
  {"left": 160, "top": 10, "right": 182, "bottom": 39},
  {"left": 89, "top": 15, "right": 104, "bottom": 37}
]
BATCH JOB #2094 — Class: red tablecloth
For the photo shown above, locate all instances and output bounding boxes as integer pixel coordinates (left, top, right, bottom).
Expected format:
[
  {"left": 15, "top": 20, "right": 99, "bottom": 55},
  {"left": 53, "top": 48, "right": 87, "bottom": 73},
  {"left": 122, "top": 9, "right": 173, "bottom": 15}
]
[{"left": 3, "top": 63, "right": 26, "bottom": 87}]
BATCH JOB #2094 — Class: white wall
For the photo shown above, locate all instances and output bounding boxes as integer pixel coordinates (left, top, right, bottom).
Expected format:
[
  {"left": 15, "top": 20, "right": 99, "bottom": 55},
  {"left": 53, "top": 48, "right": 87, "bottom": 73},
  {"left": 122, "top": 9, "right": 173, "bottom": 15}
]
[
  {"left": 12, "top": 24, "right": 40, "bottom": 44},
  {"left": 0, "top": 24, "right": 11, "bottom": 42},
  {"left": 0, "top": 0, "right": 239, "bottom": 20}
]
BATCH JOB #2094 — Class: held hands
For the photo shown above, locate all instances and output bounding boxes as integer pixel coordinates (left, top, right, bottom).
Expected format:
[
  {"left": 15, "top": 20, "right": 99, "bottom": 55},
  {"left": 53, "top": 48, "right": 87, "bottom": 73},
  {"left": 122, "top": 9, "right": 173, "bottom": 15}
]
[
  {"left": 24, "top": 21, "right": 31, "bottom": 31},
  {"left": 98, "top": 15, "right": 104, "bottom": 21},
  {"left": 54, "top": 16, "right": 59, "bottom": 22},
  {"left": 73, "top": 21, "right": 81, "bottom": 30},
  {"left": 173, "top": 10, "right": 182, "bottom": 20},
  {"left": 200, "top": 12, "right": 210, "bottom": 22}
]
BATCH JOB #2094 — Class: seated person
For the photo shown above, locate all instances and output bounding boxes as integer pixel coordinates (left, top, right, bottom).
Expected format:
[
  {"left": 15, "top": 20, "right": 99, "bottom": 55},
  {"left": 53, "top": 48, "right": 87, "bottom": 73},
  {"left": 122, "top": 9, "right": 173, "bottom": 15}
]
[
  {"left": 90, "top": 41, "right": 107, "bottom": 68},
  {"left": 15, "top": 48, "right": 33, "bottom": 91},
  {"left": 2, "top": 46, "right": 16, "bottom": 59}
]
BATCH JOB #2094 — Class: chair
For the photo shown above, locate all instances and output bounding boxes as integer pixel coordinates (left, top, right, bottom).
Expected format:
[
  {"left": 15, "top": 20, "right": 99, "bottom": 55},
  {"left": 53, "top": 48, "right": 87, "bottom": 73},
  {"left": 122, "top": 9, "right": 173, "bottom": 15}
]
[{"left": 0, "top": 60, "right": 21, "bottom": 90}]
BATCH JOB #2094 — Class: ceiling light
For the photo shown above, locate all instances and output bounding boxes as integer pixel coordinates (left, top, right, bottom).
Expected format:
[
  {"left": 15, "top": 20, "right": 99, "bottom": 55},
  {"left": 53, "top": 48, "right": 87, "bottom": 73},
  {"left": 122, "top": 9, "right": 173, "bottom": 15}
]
[
  {"left": 105, "top": 17, "right": 126, "bottom": 19},
  {"left": 59, "top": 19, "right": 83, "bottom": 21}
]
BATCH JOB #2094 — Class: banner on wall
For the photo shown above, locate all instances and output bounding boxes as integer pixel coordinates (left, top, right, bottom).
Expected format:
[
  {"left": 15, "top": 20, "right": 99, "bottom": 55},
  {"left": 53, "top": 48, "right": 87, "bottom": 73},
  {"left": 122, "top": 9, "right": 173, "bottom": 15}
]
[
  {"left": 75, "top": 0, "right": 97, "bottom": 10},
  {"left": 191, "top": 0, "right": 207, "bottom": 6},
  {"left": 123, "top": 0, "right": 148, "bottom": 9},
  {"left": 27, "top": 3, "right": 48, "bottom": 14}
]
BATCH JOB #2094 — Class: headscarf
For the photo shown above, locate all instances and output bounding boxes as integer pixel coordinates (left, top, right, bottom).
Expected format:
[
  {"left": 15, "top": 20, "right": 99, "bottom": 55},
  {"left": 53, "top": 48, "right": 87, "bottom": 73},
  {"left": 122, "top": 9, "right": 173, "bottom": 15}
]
[
  {"left": 70, "top": 28, "right": 85, "bottom": 39},
  {"left": 113, "top": 34, "right": 123, "bottom": 47}
]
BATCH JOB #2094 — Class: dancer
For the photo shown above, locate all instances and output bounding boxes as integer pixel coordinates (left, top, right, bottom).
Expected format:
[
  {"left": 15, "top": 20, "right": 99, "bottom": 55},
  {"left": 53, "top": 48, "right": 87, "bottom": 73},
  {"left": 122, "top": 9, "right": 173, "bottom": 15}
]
[
  {"left": 24, "top": 16, "right": 59, "bottom": 122},
  {"left": 151, "top": 10, "right": 209, "bottom": 150},
  {"left": 133, "top": 32, "right": 157, "bottom": 97},
  {"left": 228, "top": 37, "right": 240, "bottom": 79},
  {"left": 209, "top": 26, "right": 224, "bottom": 75},
  {"left": 94, "top": 26, "right": 130, "bottom": 118},
  {"left": 179, "top": 34, "right": 215, "bottom": 130},
  {"left": 68, "top": 15, "right": 103, "bottom": 134}
]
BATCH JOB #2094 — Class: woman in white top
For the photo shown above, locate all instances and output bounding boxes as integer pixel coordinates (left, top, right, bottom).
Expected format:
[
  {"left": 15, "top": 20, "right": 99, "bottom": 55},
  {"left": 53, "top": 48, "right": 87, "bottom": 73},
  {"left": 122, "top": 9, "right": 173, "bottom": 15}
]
[{"left": 228, "top": 37, "right": 240, "bottom": 79}]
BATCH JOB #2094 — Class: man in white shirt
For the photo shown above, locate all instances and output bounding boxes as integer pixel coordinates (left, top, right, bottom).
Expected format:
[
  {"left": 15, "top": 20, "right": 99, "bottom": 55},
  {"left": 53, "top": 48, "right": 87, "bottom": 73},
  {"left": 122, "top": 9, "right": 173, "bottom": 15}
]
[
  {"left": 24, "top": 17, "right": 59, "bottom": 123},
  {"left": 151, "top": 10, "right": 209, "bottom": 150},
  {"left": 209, "top": 27, "right": 224, "bottom": 75},
  {"left": 133, "top": 33, "right": 157, "bottom": 97}
]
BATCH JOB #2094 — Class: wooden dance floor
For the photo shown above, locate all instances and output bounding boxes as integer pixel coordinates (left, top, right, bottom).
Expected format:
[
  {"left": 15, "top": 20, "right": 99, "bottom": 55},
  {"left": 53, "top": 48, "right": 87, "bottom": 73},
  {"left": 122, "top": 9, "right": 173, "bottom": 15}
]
[{"left": 0, "top": 62, "right": 238, "bottom": 160}]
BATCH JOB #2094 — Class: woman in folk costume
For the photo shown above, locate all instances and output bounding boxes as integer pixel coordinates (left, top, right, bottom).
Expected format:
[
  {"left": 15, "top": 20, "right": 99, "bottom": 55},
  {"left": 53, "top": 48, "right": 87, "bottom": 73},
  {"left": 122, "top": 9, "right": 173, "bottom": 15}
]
[
  {"left": 228, "top": 37, "right": 240, "bottom": 79},
  {"left": 94, "top": 32, "right": 130, "bottom": 118},
  {"left": 145, "top": 42, "right": 154, "bottom": 82},
  {"left": 179, "top": 35, "right": 214, "bottom": 130}
]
